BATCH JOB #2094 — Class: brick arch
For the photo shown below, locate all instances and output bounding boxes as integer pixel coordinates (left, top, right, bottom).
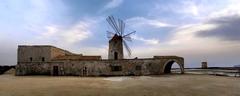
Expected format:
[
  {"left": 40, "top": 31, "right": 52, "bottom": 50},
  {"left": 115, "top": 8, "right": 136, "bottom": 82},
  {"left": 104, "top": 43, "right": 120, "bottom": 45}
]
[{"left": 163, "top": 59, "right": 184, "bottom": 74}]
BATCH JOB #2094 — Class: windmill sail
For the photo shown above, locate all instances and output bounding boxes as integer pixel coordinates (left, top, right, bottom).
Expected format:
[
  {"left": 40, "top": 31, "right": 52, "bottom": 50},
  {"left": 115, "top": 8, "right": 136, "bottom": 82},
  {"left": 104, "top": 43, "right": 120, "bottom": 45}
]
[
  {"left": 123, "top": 40, "right": 131, "bottom": 56},
  {"left": 123, "top": 31, "right": 136, "bottom": 38},
  {"left": 106, "top": 15, "right": 136, "bottom": 57},
  {"left": 107, "top": 31, "right": 115, "bottom": 39}
]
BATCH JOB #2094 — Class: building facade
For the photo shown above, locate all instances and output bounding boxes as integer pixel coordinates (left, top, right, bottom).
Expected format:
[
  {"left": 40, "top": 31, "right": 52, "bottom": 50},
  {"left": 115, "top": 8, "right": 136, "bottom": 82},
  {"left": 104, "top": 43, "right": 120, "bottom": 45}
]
[{"left": 16, "top": 45, "right": 184, "bottom": 76}]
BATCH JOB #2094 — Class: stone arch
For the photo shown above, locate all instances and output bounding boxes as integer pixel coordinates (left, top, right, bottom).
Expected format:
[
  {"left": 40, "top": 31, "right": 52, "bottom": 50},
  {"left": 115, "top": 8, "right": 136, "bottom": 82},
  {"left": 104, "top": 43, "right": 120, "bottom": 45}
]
[{"left": 163, "top": 59, "right": 184, "bottom": 74}]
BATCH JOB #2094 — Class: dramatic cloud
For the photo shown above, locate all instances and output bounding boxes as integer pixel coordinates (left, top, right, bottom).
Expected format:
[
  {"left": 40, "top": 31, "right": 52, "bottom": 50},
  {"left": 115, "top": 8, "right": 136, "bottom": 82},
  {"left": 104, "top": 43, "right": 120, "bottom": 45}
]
[
  {"left": 126, "top": 17, "right": 174, "bottom": 28},
  {"left": 197, "top": 15, "right": 240, "bottom": 41},
  {"left": 31, "top": 19, "right": 96, "bottom": 51},
  {"left": 1, "top": 0, "right": 240, "bottom": 67}
]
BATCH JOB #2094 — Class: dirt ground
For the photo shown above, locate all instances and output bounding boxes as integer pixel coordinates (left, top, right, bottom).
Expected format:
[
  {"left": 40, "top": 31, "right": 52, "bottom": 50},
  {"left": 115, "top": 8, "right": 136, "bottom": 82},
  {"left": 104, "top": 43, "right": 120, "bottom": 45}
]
[{"left": 0, "top": 74, "right": 239, "bottom": 96}]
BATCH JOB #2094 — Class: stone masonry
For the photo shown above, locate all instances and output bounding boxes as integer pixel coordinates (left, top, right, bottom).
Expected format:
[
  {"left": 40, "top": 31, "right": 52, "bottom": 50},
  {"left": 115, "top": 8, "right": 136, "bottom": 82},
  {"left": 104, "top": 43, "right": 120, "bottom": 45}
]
[{"left": 16, "top": 45, "right": 184, "bottom": 76}]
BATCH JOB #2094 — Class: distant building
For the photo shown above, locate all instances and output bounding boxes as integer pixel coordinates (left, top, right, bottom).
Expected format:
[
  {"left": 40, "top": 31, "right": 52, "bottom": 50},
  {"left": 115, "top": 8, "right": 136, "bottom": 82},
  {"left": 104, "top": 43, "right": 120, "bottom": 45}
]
[{"left": 201, "top": 62, "right": 208, "bottom": 69}]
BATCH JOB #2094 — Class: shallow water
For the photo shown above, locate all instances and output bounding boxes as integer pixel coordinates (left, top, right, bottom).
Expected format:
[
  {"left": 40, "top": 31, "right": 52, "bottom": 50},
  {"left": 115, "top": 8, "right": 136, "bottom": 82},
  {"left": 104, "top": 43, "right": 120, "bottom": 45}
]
[{"left": 183, "top": 69, "right": 240, "bottom": 77}]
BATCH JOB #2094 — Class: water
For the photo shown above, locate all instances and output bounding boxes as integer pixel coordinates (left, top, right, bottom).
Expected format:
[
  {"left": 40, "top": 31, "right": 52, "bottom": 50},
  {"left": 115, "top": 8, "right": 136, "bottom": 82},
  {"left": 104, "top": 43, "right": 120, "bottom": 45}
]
[{"left": 182, "top": 69, "right": 240, "bottom": 77}]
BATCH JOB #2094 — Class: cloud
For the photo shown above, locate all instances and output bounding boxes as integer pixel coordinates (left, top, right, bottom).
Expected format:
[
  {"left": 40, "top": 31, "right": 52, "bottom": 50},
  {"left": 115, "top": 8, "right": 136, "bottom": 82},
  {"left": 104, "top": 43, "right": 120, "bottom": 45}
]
[
  {"left": 80, "top": 45, "right": 108, "bottom": 59},
  {"left": 32, "top": 19, "right": 95, "bottom": 49},
  {"left": 197, "top": 15, "right": 240, "bottom": 41},
  {"left": 207, "top": 0, "right": 240, "bottom": 19},
  {"left": 149, "top": 0, "right": 201, "bottom": 17},
  {"left": 181, "top": 1, "right": 199, "bottom": 16},
  {"left": 131, "top": 21, "right": 240, "bottom": 67},
  {"left": 168, "top": 23, "right": 218, "bottom": 46},
  {"left": 1, "top": 0, "right": 240, "bottom": 68},
  {"left": 126, "top": 17, "right": 174, "bottom": 28},
  {"left": 130, "top": 5, "right": 240, "bottom": 67},
  {"left": 193, "top": 2, "right": 240, "bottom": 41},
  {"left": 132, "top": 35, "right": 159, "bottom": 45},
  {"left": 102, "top": 0, "right": 123, "bottom": 10},
  {"left": 61, "top": 22, "right": 91, "bottom": 44}
]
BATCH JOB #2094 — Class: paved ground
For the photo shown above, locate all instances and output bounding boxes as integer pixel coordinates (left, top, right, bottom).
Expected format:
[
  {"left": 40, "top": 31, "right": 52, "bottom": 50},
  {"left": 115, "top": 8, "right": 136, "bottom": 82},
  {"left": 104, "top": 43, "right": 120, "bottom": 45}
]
[{"left": 0, "top": 73, "right": 239, "bottom": 96}]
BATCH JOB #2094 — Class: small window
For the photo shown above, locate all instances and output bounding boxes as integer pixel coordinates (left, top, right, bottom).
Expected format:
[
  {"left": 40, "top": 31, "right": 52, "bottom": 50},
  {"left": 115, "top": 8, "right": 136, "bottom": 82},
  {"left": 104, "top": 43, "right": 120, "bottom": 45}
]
[
  {"left": 149, "top": 63, "right": 152, "bottom": 66},
  {"left": 30, "top": 57, "right": 32, "bottom": 62},
  {"left": 136, "top": 65, "right": 142, "bottom": 70},
  {"left": 111, "top": 66, "right": 122, "bottom": 71},
  {"left": 42, "top": 57, "right": 45, "bottom": 62}
]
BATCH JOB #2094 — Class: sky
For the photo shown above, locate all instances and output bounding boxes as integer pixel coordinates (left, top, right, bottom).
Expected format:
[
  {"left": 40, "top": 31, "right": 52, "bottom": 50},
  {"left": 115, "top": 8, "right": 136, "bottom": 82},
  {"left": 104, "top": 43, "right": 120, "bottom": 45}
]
[{"left": 0, "top": 0, "right": 240, "bottom": 67}]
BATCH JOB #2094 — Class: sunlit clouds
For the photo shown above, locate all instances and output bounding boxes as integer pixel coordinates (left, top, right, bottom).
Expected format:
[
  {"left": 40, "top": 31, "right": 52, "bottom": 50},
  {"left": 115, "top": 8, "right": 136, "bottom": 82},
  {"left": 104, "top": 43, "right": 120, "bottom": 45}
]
[{"left": 0, "top": 0, "right": 240, "bottom": 67}]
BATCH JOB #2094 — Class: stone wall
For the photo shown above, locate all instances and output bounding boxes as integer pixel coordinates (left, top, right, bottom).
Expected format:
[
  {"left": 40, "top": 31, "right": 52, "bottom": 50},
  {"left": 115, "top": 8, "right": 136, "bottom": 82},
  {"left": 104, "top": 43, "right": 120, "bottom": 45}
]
[
  {"left": 16, "top": 45, "right": 184, "bottom": 76},
  {"left": 16, "top": 56, "right": 184, "bottom": 76},
  {"left": 18, "top": 45, "right": 52, "bottom": 62}
]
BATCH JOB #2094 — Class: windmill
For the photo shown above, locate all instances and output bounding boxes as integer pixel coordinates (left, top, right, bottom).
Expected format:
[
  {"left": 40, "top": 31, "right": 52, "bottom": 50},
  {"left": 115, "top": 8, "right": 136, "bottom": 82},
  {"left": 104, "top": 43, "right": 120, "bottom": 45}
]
[{"left": 106, "top": 16, "right": 136, "bottom": 60}]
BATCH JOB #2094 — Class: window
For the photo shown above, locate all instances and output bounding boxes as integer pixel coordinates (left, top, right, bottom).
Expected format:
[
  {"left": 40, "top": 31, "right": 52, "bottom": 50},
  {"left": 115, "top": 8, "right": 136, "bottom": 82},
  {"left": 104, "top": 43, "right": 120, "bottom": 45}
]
[
  {"left": 42, "top": 57, "right": 45, "bottom": 62},
  {"left": 111, "top": 66, "right": 122, "bottom": 71},
  {"left": 148, "top": 63, "right": 152, "bottom": 66},
  {"left": 30, "top": 57, "right": 32, "bottom": 62},
  {"left": 136, "top": 65, "right": 142, "bottom": 70}
]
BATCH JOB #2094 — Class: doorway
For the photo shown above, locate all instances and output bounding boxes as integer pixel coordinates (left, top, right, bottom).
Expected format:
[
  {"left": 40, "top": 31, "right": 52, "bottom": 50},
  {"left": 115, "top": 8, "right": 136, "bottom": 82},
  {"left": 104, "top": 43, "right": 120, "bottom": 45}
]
[
  {"left": 83, "top": 67, "right": 87, "bottom": 76},
  {"left": 114, "top": 52, "right": 118, "bottom": 60},
  {"left": 53, "top": 66, "right": 59, "bottom": 76}
]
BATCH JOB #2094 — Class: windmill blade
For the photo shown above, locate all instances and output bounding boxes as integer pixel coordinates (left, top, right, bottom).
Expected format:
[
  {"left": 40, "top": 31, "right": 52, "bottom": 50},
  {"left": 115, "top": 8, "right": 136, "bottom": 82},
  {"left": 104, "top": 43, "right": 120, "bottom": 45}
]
[
  {"left": 118, "top": 19, "right": 122, "bottom": 36},
  {"left": 106, "top": 18, "right": 117, "bottom": 32},
  {"left": 107, "top": 31, "right": 115, "bottom": 39},
  {"left": 107, "top": 16, "right": 119, "bottom": 35},
  {"left": 123, "top": 40, "right": 132, "bottom": 56},
  {"left": 123, "top": 31, "right": 136, "bottom": 38},
  {"left": 118, "top": 19, "right": 125, "bottom": 36},
  {"left": 109, "top": 16, "right": 121, "bottom": 35},
  {"left": 121, "top": 20, "right": 125, "bottom": 37},
  {"left": 119, "top": 19, "right": 126, "bottom": 37},
  {"left": 123, "top": 35, "right": 132, "bottom": 42}
]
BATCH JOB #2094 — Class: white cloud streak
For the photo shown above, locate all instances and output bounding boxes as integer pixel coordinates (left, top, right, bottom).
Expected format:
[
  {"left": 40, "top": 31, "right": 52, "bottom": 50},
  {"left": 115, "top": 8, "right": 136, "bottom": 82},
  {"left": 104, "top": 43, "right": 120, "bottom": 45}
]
[
  {"left": 132, "top": 35, "right": 159, "bottom": 45},
  {"left": 61, "top": 22, "right": 91, "bottom": 44},
  {"left": 126, "top": 17, "right": 174, "bottom": 28},
  {"left": 33, "top": 19, "right": 94, "bottom": 49},
  {"left": 102, "top": 0, "right": 123, "bottom": 11}
]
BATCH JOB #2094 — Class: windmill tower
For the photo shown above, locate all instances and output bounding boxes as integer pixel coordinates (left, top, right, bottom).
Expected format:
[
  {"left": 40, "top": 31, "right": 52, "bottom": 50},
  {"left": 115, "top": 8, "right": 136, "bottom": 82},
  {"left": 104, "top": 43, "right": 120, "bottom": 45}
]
[{"left": 106, "top": 16, "right": 136, "bottom": 60}]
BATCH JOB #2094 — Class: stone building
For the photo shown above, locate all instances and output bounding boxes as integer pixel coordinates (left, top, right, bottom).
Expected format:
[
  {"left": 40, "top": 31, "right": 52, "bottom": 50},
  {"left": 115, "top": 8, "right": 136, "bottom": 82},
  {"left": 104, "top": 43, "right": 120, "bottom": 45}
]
[
  {"left": 16, "top": 44, "right": 184, "bottom": 76},
  {"left": 201, "top": 62, "right": 208, "bottom": 69},
  {"left": 108, "top": 34, "right": 124, "bottom": 60}
]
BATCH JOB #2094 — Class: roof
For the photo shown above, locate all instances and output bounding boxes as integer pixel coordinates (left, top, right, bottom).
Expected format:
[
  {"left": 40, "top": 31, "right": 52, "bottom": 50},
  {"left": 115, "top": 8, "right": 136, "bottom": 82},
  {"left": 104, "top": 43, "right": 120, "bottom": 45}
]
[
  {"left": 53, "top": 55, "right": 102, "bottom": 60},
  {"left": 110, "top": 34, "right": 122, "bottom": 41},
  {"left": 18, "top": 45, "right": 54, "bottom": 47}
]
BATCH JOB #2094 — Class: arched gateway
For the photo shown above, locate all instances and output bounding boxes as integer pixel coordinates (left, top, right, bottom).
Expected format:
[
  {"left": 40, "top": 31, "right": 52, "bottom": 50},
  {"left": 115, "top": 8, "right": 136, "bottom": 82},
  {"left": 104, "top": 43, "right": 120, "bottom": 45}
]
[{"left": 163, "top": 59, "right": 184, "bottom": 74}]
